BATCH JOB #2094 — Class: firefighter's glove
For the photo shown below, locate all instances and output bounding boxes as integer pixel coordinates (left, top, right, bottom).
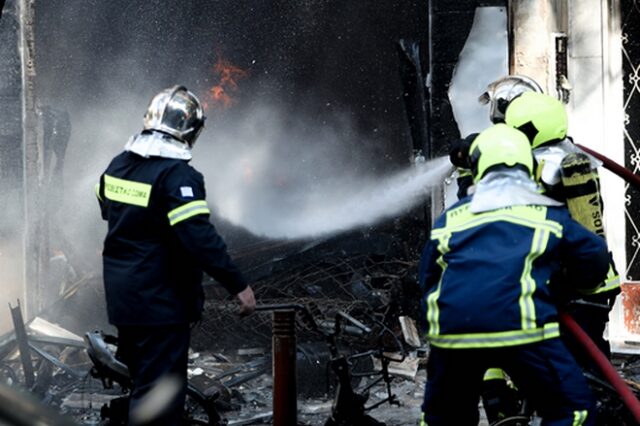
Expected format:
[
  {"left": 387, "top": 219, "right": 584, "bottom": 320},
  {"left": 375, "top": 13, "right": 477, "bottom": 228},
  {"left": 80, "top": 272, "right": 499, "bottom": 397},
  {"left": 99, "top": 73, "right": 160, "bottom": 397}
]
[{"left": 449, "top": 133, "right": 478, "bottom": 168}]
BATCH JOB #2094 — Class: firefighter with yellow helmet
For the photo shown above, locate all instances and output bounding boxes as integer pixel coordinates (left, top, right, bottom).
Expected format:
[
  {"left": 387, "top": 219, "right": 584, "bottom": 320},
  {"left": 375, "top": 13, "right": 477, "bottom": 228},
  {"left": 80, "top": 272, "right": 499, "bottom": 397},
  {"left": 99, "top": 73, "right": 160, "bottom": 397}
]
[
  {"left": 504, "top": 91, "right": 620, "bottom": 363},
  {"left": 419, "top": 123, "right": 609, "bottom": 425}
]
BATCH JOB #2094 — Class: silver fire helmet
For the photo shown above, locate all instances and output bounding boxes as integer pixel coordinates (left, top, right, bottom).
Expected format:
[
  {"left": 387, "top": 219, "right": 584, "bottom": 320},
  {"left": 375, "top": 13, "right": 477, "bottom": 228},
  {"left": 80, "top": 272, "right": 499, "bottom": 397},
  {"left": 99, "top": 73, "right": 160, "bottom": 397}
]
[
  {"left": 478, "top": 75, "right": 544, "bottom": 124},
  {"left": 143, "top": 85, "right": 206, "bottom": 147}
]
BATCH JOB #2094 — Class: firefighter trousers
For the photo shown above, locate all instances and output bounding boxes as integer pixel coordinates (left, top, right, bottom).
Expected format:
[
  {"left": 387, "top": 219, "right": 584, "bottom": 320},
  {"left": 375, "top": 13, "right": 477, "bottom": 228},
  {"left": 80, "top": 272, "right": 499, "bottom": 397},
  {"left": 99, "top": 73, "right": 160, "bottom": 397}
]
[
  {"left": 422, "top": 338, "right": 595, "bottom": 426},
  {"left": 116, "top": 323, "right": 191, "bottom": 425}
]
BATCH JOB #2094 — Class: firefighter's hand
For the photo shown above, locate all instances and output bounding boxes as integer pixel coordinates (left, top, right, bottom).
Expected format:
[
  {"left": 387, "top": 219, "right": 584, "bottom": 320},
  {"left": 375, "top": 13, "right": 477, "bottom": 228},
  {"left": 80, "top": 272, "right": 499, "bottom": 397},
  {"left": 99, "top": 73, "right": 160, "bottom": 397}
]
[
  {"left": 449, "top": 133, "right": 478, "bottom": 168},
  {"left": 236, "top": 286, "right": 256, "bottom": 317}
]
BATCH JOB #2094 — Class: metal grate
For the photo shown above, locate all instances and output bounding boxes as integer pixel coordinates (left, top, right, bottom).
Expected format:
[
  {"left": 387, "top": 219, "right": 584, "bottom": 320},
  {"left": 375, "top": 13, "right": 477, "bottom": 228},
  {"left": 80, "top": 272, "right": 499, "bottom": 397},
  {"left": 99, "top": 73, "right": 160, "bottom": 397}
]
[
  {"left": 191, "top": 254, "right": 417, "bottom": 352},
  {"left": 623, "top": 0, "right": 640, "bottom": 279}
]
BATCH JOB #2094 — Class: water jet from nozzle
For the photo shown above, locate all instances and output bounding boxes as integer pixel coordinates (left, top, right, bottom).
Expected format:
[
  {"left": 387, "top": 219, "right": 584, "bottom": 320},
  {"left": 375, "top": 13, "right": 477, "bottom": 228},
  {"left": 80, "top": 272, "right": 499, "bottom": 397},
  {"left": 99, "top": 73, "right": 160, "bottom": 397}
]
[{"left": 209, "top": 155, "right": 452, "bottom": 240}]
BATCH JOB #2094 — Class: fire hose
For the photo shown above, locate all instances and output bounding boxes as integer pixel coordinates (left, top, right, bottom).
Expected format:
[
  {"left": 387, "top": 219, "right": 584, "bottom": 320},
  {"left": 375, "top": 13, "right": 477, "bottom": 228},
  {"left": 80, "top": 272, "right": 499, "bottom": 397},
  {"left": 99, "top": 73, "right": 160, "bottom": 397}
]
[
  {"left": 559, "top": 312, "right": 640, "bottom": 423},
  {"left": 576, "top": 143, "right": 640, "bottom": 190},
  {"left": 558, "top": 143, "right": 640, "bottom": 423}
]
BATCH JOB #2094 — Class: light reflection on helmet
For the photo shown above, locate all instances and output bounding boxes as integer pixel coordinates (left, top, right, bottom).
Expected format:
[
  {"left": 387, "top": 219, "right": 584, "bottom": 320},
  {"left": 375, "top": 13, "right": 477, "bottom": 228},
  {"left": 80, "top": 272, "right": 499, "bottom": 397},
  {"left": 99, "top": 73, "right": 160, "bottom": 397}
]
[
  {"left": 468, "top": 123, "right": 534, "bottom": 183},
  {"left": 504, "top": 92, "right": 568, "bottom": 149},
  {"left": 478, "top": 75, "right": 544, "bottom": 124},
  {"left": 143, "top": 85, "right": 206, "bottom": 147}
]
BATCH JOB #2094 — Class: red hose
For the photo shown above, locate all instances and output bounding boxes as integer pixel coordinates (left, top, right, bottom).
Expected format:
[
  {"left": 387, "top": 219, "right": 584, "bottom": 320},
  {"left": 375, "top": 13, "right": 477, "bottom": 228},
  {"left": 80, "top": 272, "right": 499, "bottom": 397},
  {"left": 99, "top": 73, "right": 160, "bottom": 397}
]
[
  {"left": 576, "top": 143, "right": 640, "bottom": 191},
  {"left": 568, "top": 144, "right": 640, "bottom": 419},
  {"left": 559, "top": 312, "right": 640, "bottom": 423}
]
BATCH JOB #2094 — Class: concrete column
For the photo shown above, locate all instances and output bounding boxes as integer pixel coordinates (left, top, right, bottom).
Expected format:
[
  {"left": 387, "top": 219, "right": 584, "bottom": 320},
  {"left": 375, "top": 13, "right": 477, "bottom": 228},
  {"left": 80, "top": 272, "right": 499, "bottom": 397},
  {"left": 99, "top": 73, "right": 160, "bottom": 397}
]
[
  {"left": 510, "top": 0, "right": 557, "bottom": 90},
  {"left": 567, "top": 0, "right": 625, "bottom": 276},
  {"left": 0, "top": 0, "right": 26, "bottom": 332},
  {"left": 511, "top": 0, "right": 625, "bottom": 276},
  {"left": 19, "top": 0, "right": 48, "bottom": 318},
  {"left": 0, "top": 0, "right": 47, "bottom": 325}
]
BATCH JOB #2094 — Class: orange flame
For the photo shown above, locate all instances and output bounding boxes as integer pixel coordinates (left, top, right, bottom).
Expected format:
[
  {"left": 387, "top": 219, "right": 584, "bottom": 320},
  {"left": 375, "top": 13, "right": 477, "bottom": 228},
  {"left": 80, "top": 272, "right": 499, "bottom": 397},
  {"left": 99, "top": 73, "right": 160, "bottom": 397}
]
[{"left": 205, "top": 56, "right": 249, "bottom": 110}]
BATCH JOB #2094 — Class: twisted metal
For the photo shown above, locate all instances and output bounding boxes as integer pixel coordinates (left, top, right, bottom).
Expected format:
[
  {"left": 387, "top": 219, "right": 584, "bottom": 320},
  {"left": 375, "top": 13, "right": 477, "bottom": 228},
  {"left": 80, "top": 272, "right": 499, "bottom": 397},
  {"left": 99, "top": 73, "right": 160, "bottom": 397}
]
[{"left": 191, "top": 254, "right": 417, "bottom": 352}]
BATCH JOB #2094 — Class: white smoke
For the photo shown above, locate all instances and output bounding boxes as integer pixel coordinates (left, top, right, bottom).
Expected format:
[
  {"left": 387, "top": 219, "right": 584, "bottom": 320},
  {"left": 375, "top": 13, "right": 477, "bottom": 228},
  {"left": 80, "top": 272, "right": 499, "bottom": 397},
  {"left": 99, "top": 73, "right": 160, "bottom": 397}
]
[
  {"left": 58, "top": 91, "right": 450, "bottom": 269},
  {"left": 194, "top": 103, "right": 452, "bottom": 239}
]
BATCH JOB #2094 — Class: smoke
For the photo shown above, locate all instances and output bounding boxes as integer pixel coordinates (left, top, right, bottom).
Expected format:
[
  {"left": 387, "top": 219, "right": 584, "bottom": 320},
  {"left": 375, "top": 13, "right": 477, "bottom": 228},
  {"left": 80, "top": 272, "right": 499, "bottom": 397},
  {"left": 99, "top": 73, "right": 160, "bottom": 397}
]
[
  {"left": 59, "top": 93, "right": 451, "bottom": 252},
  {"left": 56, "top": 92, "right": 143, "bottom": 271},
  {"left": 195, "top": 103, "right": 452, "bottom": 239},
  {"left": 32, "top": 0, "right": 432, "bottom": 270}
]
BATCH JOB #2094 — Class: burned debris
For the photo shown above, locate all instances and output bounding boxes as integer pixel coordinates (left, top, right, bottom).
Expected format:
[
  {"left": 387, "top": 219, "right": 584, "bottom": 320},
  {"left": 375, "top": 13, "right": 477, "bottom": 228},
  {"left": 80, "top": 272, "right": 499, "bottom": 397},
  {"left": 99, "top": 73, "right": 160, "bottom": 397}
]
[{"left": 0, "top": 220, "right": 432, "bottom": 425}]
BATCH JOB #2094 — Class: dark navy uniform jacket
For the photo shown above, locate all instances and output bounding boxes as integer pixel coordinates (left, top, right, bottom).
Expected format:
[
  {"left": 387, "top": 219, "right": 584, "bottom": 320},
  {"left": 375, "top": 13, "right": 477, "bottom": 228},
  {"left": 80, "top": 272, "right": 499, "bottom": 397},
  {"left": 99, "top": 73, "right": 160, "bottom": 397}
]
[
  {"left": 96, "top": 151, "right": 247, "bottom": 326},
  {"left": 419, "top": 197, "right": 609, "bottom": 349}
]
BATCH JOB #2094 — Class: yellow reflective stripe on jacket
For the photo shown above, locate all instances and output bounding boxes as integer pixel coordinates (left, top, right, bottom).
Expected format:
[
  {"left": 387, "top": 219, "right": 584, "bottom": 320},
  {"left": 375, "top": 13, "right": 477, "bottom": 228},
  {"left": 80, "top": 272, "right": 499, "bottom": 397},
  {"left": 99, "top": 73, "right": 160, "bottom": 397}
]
[
  {"left": 426, "top": 203, "right": 561, "bottom": 342},
  {"left": 519, "top": 229, "right": 550, "bottom": 330},
  {"left": 426, "top": 322, "right": 560, "bottom": 349},
  {"left": 434, "top": 204, "right": 562, "bottom": 239},
  {"left": 167, "top": 200, "right": 210, "bottom": 226},
  {"left": 104, "top": 174, "right": 152, "bottom": 207},
  {"left": 483, "top": 368, "right": 506, "bottom": 381},
  {"left": 426, "top": 233, "right": 451, "bottom": 336},
  {"left": 573, "top": 409, "right": 588, "bottom": 425},
  {"left": 95, "top": 182, "right": 103, "bottom": 202},
  {"left": 420, "top": 412, "right": 427, "bottom": 426}
]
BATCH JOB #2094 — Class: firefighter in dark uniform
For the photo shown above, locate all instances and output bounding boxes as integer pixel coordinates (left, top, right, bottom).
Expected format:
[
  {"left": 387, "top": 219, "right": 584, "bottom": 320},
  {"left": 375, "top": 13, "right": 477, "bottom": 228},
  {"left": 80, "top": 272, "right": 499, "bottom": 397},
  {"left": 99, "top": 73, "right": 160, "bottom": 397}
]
[
  {"left": 504, "top": 92, "right": 620, "bottom": 364},
  {"left": 96, "top": 85, "right": 256, "bottom": 425},
  {"left": 472, "top": 81, "right": 621, "bottom": 423},
  {"left": 419, "top": 124, "right": 610, "bottom": 426}
]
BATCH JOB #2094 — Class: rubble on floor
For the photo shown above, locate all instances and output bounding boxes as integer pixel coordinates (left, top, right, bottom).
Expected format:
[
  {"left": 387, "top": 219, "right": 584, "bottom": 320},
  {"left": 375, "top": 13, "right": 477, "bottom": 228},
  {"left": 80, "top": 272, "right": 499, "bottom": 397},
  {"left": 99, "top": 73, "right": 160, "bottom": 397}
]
[
  {"left": 1, "top": 308, "right": 640, "bottom": 425},
  {"left": 3, "top": 227, "right": 639, "bottom": 424}
]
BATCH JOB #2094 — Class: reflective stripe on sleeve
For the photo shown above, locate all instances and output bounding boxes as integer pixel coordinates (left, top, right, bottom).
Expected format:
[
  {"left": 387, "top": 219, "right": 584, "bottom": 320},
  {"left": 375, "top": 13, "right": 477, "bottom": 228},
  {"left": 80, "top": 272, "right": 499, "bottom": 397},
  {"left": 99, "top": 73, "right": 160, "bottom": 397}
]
[
  {"left": 167, "top": 200, "right": 210, "bottom": 226},
  {"left": 426, "top": 233, "right": 451, "bottom": 336},
  {"left": 104, "top": 174, "right": 152, "bottom": 207},
  {"left": 585, "top": 263, "right": 620, "bottom": 295},
  {"left": 483, "top": 368, "right": 506, "bottom": 381}
]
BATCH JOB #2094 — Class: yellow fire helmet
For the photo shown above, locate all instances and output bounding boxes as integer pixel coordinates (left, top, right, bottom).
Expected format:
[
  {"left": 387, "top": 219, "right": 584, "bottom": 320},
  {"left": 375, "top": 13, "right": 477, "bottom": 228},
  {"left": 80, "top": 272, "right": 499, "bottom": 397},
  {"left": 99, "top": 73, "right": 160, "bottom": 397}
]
[
  {"left": 504, "top": 92, "right": 568, "bottom": 149},
  {"left": 469, "top": 123, "right": 534, "bottom": 183}
]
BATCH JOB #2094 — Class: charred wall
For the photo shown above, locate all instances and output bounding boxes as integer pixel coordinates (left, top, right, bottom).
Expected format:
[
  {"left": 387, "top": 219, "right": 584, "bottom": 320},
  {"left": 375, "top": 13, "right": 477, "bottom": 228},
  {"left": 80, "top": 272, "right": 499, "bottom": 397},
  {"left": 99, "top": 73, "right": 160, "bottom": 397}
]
[
  {"left": 0, "top": 0, "right": 24, "bottom": 230},
  {"left": 34, "top": 0, "right": 430, "bottom": 168}
]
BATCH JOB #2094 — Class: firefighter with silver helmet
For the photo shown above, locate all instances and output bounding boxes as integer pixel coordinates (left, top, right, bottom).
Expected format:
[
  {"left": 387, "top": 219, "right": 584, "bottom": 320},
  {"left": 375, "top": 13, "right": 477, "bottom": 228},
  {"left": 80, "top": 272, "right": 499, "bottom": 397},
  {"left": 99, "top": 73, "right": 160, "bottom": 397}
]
[
  {"left": 420, "top": 124, "right": 609, "bottom": 426},
  {"left": 478, "top": 74, "right": 544, "bottom": 124},
  {"left": 96, "top": 85, "right": 256, "bottom": 424},
  {"left": 448, "top": 75, "right": 544, "bottom": 199}
]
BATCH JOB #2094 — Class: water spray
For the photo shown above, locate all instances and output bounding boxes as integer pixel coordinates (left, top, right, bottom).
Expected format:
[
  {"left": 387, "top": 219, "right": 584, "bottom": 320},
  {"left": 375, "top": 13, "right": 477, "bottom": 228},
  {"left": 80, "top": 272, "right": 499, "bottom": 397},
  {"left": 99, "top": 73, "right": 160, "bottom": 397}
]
[{"left": 209, "top": 155, "right": 452, "bottom": 240}]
